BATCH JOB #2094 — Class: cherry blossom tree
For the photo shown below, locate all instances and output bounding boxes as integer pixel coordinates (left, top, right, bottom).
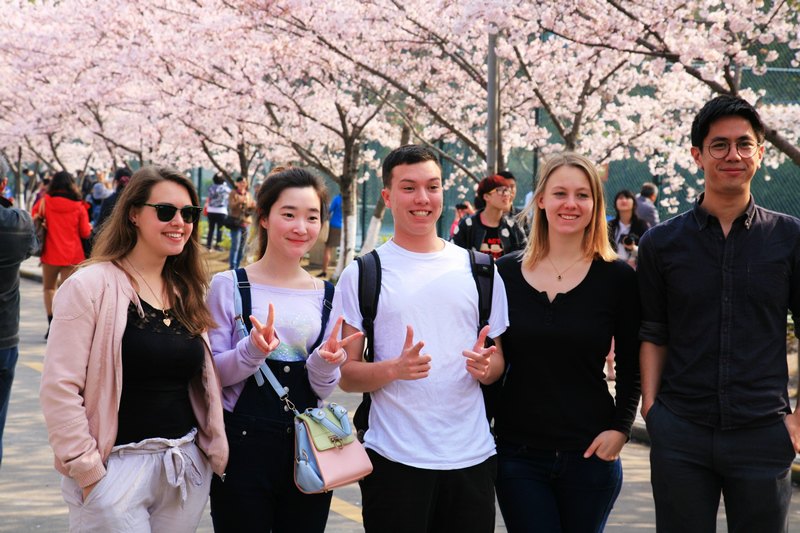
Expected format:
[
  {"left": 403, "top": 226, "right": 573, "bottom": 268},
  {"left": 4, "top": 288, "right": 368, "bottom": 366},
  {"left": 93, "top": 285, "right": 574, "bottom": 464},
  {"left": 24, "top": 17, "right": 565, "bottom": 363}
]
[{"left": 530, "top": 0, "right": 800, "bottom": 167}]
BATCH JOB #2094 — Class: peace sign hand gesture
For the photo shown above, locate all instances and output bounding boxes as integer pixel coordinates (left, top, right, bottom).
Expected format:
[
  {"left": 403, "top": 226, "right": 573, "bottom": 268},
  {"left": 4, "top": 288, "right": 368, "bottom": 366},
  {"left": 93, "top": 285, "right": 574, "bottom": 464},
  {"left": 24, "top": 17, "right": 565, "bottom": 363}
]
[
  {"left": 318, "top": 316, "right": 363, "bottom": 366},
  {"left": 249, "top": 303, "right": 280, "bottom": 355}
]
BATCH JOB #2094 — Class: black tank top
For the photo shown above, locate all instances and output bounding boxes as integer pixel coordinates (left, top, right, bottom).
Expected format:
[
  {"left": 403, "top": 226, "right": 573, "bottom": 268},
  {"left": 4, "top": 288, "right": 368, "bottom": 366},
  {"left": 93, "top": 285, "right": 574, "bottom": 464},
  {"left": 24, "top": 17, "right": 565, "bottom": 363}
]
[{"left": 115, "top": 299, "right": 204, "bottom": 445}]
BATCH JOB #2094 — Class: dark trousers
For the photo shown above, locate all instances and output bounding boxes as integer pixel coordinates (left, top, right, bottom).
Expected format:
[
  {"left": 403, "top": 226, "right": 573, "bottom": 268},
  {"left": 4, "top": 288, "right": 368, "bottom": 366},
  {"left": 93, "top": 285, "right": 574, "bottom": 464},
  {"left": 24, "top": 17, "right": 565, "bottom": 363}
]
[
  {"left": 495, "top": 443, "right": 622, "bottom": 533},
  {"left": 206, "top": 212, "right": 226, "bottom": 248},
  {"left": 210, "top": 360, "right": 332, "bottom": 532},
  {"left": 0, "top": 346, "right": 18, "bottom": 467},
  {"left": 360, "top": 449, "right": 497, "bottom": 533},
  {"left": 647, "top": 400, "right": 794, "bottom": 533}
]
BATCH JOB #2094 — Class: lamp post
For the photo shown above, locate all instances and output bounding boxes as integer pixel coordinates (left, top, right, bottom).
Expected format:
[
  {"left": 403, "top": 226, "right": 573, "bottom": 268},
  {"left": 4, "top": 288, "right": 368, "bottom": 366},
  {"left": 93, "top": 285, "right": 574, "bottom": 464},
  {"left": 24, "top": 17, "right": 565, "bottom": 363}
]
[{"left": 487, "top": 32, "right": 499, "bottom": 175}]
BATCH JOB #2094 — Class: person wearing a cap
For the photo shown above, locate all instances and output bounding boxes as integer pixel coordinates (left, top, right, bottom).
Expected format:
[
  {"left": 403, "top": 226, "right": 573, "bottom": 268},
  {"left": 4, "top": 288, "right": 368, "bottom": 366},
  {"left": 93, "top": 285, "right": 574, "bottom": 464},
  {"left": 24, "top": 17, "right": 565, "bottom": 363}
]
[{"left": 452, "top": 175, "right": 526, "bottom": 259}]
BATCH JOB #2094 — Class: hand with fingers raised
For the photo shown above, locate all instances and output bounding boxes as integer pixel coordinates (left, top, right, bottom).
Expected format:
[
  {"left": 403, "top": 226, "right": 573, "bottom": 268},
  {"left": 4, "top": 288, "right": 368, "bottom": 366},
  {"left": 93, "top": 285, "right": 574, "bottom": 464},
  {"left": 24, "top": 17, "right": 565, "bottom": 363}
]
[
  {"left": 462, "top": 325, "right": 497, "bottom": 384},
  {"left": 249, "top": 303, "right": 280, "bottom": 355},
  {"left": 392, "top": 325, "right": 432, "bottom": 381},
  {"left": 318, "top": 316, "right": 363, "bottom": 366}
]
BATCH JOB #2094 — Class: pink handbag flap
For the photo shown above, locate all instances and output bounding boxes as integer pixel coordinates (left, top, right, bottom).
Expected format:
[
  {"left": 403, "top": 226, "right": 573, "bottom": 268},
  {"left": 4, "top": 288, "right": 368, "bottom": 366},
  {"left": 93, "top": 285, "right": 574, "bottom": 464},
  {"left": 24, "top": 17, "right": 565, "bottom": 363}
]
[{"left": 297, "top": 436, "right": 373, "bottom": 494}]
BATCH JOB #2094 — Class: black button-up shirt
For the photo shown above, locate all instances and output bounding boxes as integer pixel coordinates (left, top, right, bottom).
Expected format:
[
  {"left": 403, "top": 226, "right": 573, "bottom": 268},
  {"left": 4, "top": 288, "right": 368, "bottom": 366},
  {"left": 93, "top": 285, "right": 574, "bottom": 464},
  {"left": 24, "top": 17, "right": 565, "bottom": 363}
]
[{"left": 638, "top": 194, "right": 800, "bottom": 429}]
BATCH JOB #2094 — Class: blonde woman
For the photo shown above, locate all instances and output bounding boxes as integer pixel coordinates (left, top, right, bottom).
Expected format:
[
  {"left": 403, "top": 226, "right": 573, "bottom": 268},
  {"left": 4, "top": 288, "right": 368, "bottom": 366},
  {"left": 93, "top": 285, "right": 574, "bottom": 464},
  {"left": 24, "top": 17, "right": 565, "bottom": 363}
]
[
  {"left": 493, "top": 152, "right": 641, "bottom": 532},
  {"left": 40, "top": 166, "right": 228, "bottom": 532}
]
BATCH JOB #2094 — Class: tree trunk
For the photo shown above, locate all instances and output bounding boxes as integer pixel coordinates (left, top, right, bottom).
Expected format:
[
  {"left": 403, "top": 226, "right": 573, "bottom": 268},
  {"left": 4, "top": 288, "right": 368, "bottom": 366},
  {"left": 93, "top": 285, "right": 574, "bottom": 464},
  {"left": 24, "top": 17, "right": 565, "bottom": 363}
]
[
  {"left": 360, "top": 125, "right": 410, "bottom": 253},
  {"left": 360, "top": 196, "right": 386, "bottom": 254},
  {"left": 334, "top": 140, "right": 361, "bottom": 278}
]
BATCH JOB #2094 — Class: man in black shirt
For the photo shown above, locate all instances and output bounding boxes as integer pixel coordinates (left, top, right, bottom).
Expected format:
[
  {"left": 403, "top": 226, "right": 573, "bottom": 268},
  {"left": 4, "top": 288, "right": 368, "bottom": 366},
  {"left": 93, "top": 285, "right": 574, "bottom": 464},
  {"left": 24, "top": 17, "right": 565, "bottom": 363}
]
[{"left": 638, "top": 95, "right": 800, "bottom": 532}]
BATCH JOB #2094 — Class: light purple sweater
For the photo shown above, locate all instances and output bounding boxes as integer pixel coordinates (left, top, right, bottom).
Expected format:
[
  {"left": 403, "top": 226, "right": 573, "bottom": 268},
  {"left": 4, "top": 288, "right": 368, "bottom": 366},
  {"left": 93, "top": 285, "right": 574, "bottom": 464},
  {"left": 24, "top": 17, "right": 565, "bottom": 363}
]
[{"left": 206, "top": 270, "right": 341, "bottom": 411}]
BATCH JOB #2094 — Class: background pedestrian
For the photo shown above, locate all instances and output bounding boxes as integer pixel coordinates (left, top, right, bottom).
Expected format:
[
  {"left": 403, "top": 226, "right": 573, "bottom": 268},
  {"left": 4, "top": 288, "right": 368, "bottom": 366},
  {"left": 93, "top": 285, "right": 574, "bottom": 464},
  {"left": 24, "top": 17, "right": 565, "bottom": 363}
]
[
  {"left": 227, "top": 176, "right": 255, "bottom": 269},
  {"left": 31, "top": 170, "right": 92, "bottom": 339},
  {"left": 205, "top": 173, "right": 231, "bottom": 251},
  {"left": 0, "top": 167, "right": 37, "bottom": 467}
]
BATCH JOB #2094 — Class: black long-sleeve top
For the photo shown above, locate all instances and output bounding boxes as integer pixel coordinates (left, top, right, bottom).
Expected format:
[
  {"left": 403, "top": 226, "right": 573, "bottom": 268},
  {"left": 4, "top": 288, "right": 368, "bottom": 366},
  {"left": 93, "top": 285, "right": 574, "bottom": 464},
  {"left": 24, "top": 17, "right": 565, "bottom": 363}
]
[{"left": 495, "top": 253, "right": 641, "bottom": 451}]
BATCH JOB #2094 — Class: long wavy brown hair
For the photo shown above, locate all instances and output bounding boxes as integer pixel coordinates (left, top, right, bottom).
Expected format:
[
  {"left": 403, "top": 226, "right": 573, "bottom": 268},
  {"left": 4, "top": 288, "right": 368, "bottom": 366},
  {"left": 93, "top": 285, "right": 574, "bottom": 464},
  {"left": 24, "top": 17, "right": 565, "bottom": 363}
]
[{"left": 90, "top": 166, "right": 214, "bottom": 335}]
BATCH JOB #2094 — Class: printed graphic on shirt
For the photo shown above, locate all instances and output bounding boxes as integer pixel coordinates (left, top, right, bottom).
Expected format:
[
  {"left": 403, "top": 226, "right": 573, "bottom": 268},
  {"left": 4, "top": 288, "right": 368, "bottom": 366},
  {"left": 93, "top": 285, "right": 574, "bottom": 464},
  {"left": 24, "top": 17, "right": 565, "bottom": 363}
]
[
  {"left": 267, "top": 310, "right": 316, "bottom": 362},
  {"left": 207, "top": 184, "right": 229, "bottom": 208},
  {"left": 479, "top": 226, "right": 504, "bottom": 259}
]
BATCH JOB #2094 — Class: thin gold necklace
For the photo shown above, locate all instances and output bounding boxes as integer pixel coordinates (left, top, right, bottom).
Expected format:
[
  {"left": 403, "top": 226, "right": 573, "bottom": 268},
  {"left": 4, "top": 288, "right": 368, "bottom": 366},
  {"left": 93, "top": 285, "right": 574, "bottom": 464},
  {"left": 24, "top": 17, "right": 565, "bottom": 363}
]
[
  {"left": 126, "top": 259, "right": 171, "bottom": 326},
  {"left": 546, "top": 255, "right": 584, "bottom": 282}
]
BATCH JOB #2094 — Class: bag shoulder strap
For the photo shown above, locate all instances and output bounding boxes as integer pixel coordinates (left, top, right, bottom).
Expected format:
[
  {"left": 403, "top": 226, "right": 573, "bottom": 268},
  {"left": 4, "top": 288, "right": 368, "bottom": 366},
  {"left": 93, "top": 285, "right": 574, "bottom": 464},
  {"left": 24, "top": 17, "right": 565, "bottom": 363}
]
[
  {"left": 311, "top": 280, "right": 335, "bottom": 350},
  {"left": 468, "top": 249, "right": 494, "bottom": 332},
  {"left": 356, "top": 250, "right": 381, "bottom": 363},
  {"left": 232, "top": 268, "right": 252, "bottom": 339}
]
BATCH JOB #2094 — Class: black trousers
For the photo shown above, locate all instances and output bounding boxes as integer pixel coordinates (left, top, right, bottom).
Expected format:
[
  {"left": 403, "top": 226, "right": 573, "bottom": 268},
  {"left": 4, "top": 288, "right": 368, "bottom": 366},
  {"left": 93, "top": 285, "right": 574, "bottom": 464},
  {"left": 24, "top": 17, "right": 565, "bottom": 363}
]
[
  {"left": 210, "top": 360, "right": 332, "bottom": 532},
  {"left": 360, "top": 448, "right": 497, "bottom": 533},
  {"left": 647, "top": 400, "right": 794, "bottom": 533},
  {"left": 206, "top": 212, "right": 226, "bottom": 248}
]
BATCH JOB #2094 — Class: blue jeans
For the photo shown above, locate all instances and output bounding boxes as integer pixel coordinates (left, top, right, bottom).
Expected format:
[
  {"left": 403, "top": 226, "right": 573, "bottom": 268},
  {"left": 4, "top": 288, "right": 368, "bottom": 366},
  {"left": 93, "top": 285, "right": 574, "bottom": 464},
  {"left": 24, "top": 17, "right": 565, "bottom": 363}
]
[
  {"left": 0, "top": 346, "right": 19, "bottom": 467},
  {"left": 647, "top": 399, "right": 794, "bottom": 533},
  {"left": 495, "top": 443, "right": 623, "bottom": 533},
  {"left": 228, "top": 227, "right": 247, "bottom": 270}
]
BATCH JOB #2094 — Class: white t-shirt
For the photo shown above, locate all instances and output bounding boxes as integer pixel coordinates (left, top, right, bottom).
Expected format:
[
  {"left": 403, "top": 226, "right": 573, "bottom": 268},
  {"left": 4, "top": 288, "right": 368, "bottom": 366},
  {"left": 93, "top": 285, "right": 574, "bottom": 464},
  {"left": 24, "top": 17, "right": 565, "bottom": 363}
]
[{"left": 335, "top": 239, "right": 509, "bottom": 469}]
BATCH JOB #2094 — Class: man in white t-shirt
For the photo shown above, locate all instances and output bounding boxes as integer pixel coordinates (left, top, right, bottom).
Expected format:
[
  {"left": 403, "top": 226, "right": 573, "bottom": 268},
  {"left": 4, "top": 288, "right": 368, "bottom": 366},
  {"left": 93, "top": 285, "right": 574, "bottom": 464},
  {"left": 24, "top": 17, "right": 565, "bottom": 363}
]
[{"left": 336, "top": 144, "right": 509, "bottom": 532}]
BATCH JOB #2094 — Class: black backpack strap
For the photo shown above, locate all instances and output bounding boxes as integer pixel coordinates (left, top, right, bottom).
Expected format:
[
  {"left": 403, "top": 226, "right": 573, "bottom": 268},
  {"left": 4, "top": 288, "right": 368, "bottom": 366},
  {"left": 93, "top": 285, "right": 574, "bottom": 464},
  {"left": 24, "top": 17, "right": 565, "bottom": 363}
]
[
  {"left": 469, "top": 250, "right": 503, "bottom": 427},
  {"left": 354, "top": 250, "right": 381, "bottom": 438},
  {"left": 234, "top": 268, "right": 253, "bottom": 333},
  {"left": 311, "top": 280, "right": 335, "bottom": 350},
  {"left": 356, "top": 250, "right": 381, "bottom": 363},
  {"left": 468, "top": 249, "right": 494, "bottom": 332}
]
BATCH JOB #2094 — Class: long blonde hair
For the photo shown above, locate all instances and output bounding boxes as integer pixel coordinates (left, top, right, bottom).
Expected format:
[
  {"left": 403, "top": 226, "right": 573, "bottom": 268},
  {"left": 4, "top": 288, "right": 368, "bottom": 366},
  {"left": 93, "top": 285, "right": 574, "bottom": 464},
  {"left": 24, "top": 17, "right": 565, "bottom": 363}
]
[
  {"left": 519, "top": 152, "right": 616, "bottom": 268},
  {"left": 90, "top": 166, "right": 214, "bottom": 335}
]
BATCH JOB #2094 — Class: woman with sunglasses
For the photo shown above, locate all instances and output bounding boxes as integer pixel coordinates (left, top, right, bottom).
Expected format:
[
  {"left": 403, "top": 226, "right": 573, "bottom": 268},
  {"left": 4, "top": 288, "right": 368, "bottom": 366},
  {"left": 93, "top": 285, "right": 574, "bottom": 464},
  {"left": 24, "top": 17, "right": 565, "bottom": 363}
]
[
  {"left": 40, "top": 166, "right": 228, "bottom": 532},
  {"left": 206, "top": 167, "right": 360, "bottom": 532},
  {"left": 452, "top": 174, "right": 526, "bottom": 260}
]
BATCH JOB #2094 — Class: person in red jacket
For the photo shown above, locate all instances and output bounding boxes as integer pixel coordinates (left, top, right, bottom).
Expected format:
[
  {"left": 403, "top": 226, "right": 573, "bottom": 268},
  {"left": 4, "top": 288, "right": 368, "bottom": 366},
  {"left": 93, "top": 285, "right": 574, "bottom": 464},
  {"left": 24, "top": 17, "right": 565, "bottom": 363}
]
[{"left": 32, "top": 170, "right": 92, "bottom": 338}]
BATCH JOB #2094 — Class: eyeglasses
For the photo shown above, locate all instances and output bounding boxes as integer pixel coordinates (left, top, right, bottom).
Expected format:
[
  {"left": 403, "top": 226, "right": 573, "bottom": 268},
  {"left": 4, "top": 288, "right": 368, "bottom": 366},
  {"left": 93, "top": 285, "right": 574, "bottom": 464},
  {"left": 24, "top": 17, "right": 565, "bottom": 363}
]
[
  {"left": 490, "top": 187, "right": 512, "bottom": 196},
  {"left": 705, "top": 140, "right": 762, "bottom": 160},
  {"left": 142, "top": 203, "right": 202, "bottom": 223}
]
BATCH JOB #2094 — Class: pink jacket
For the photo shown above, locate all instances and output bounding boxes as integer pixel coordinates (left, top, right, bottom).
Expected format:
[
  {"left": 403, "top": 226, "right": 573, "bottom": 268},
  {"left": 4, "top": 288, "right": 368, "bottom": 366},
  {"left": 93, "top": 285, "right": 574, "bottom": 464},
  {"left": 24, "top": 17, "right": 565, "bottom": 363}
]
[{"left": 39, "top": 261, "right": 228, "bottom": 488}]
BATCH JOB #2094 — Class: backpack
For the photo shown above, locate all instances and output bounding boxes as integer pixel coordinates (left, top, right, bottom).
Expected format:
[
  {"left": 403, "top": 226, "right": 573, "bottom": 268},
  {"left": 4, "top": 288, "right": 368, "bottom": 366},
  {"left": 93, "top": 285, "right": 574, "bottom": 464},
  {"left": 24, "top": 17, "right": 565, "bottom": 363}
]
[
  {"left": 232, "top": 268, "right": 334, "bottom": 387},
  {"left": 352, "top": 248, "right": 496, "bottom": 439}
]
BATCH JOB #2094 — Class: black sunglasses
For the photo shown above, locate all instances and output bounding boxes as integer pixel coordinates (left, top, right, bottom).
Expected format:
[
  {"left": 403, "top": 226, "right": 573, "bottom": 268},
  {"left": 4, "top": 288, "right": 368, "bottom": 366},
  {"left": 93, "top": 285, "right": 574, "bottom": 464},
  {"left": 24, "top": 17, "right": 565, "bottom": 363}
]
[{"left": 142, "top": 203, "right": 202, "bottom": 223}]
